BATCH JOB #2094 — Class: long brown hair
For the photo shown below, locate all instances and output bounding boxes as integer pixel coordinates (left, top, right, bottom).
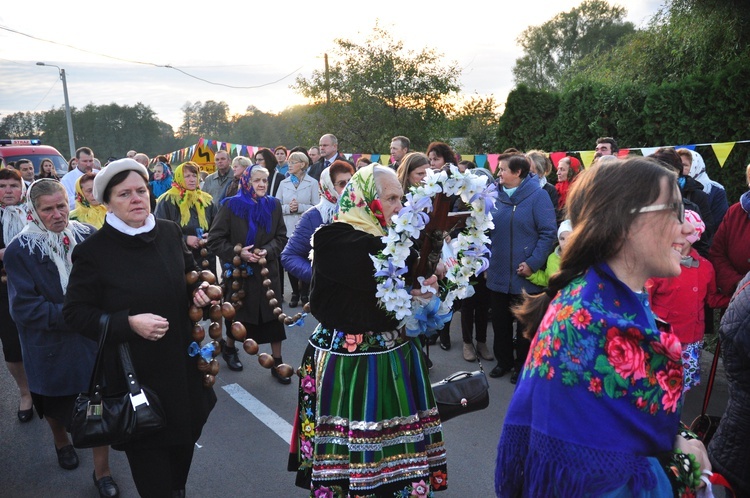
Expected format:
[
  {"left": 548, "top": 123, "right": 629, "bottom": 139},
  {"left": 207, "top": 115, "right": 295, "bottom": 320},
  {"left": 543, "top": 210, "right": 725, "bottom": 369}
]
[{"left": 514, "top": 157, "right": 679, "bottom": 339}]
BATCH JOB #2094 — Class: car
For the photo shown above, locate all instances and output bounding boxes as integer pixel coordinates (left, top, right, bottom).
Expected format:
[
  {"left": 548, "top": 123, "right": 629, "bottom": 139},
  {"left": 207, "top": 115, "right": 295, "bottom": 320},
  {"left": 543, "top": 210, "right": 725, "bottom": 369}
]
[{"left": 0, "top": 139, "right": 69, "bottom": 177}]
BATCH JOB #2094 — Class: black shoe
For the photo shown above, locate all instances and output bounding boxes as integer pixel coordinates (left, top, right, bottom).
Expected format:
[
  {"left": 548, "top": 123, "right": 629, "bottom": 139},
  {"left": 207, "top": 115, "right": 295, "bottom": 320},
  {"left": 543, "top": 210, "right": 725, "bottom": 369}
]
[
  {"left": 489, "top": 365, "right": 509, "bottom": 378},
  {"left": 301, "top": 295, "right": 309, "bottom": 305},
  {"left": 439, "top": 340, "right": 451, "bottom": 351},
  {"left": 93, "top": 471, "right": 120, "bottom": 497},
  {"left": 220, "top": 340, "right": 243, "bottom": 371},
  {"left": 510, "top": 369, "right": 519, "bottom": 384},
  {"left": 271, "top": 366, "right": 292, "bottom": 385},
  {"left": 17, "top": 407, "right": 33, "bottom": 423},
  {"left": 56, "top": 444, "right": 79, "bottom": 470},
  {"left": 425, "top": 355, "right": 433, "bottom": 370},
  {"left": 289, "top": 294, "right": 299, "bottom": 308}
]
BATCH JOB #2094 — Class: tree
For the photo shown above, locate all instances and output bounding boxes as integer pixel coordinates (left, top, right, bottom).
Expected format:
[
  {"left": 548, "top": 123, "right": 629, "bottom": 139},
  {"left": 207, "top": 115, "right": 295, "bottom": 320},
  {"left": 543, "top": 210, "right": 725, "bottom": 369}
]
[
  {"left": 177, "top": 101, "right": 230, "bottom": 142},
  {"left": 450, "top": 95, "right": 500, "bottom": 154},
  {"left": 0, "top": 112, "right": 42, "bottom": 139},
  {"left": 293, "top": 23, "right": 461, "bottom": 152},
  {"left": 512, "top": 1, "right": 635, "bottom": 91}
]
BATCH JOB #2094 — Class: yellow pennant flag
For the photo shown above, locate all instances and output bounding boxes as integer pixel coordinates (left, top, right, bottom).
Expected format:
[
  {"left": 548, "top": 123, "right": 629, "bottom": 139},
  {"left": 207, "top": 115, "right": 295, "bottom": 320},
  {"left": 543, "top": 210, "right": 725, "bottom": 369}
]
[
  {"left": 711, "top": 142, "right": 736, "bottom": 167},
  {"left": 579, "top": 150, "right": 597, "bottom": 168}
]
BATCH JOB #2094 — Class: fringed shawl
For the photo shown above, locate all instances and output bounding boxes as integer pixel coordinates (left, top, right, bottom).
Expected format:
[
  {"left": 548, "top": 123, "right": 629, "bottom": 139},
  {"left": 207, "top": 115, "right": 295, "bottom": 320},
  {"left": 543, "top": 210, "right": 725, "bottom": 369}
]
[
  {"left": 220, "top": 165, "right": 275, "bottom": 246},
  {"left": 156, "top": 162, "right": 212, "bottom": 229}
]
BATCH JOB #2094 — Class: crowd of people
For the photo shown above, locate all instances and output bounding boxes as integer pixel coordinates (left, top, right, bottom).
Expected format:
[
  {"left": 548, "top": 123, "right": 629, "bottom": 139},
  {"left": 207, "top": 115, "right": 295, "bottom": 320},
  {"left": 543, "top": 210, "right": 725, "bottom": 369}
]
[{"left": 0, "top": 134, "right": 749, "bottom": 497}]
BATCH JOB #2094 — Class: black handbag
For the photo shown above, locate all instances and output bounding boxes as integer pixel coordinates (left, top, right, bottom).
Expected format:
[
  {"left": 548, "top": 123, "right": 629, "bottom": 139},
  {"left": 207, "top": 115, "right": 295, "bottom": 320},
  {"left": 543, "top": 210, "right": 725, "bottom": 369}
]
[
  {"left": 71, "top": 314, "right": 166, "bottom": 449},
  {"left": 431, "top": 345, "right": 490, "bottom": 421}
]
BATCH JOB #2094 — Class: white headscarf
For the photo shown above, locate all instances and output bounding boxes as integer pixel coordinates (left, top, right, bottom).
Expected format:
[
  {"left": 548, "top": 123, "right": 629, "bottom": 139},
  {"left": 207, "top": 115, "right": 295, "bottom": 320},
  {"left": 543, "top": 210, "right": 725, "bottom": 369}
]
[
  {"left": 689, "top": 150, "right": 712, "bottom": 194},
  {"left": 16, "top": 179, "right": 92, "bottom": 293},
  {"left": 0, "top": 177, "right": 28, "bottom": 245},
  {"left": 315, "top": 166, "right": 342, "bottom": 224}
]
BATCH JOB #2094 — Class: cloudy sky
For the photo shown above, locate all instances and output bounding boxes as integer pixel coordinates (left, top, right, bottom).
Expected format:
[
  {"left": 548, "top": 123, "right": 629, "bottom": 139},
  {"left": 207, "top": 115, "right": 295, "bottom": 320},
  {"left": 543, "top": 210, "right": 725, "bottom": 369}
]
[{"left": 0, "top": 0, "right": 664, "bottom": 130}]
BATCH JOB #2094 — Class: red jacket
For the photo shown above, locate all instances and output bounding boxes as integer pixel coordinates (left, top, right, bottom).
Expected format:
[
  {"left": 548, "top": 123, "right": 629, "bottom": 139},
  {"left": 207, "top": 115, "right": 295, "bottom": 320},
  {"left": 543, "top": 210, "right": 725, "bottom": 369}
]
[
  {"left": 647, "top": 249, "right": 727, "bottom": 344},
  {"left": 709, "top": 201, "right": 750, "bottom": 298}
]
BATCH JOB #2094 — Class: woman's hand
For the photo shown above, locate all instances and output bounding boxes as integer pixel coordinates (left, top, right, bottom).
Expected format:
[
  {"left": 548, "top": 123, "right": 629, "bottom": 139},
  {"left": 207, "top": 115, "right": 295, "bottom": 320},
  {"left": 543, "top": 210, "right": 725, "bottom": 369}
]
[
  {"left": 129, "top": 313, "right": 170, "bottom": 341},
  {"left": 193, "top": 281, "right": 213, "bottom": 307},
  {"left": 289, "top": 198, "right": 298, "bottom": 213},
  {"left": 435, "top": 262, "right": 447, "bottom": 279},
  {"left": 674, "top": 435, "right": 711, "bottom": 483},
  {"left": 186, "top": 235, "right": 200, "bottom": 250},
  {"left": 411, "top": 275, "right": 439, "bottom": 298},
  {"left": 241, "top": 245, "right": 267, "bottom": 264},
  {"left": 517, "top": 262, "right": 532, "bottom": 277}
]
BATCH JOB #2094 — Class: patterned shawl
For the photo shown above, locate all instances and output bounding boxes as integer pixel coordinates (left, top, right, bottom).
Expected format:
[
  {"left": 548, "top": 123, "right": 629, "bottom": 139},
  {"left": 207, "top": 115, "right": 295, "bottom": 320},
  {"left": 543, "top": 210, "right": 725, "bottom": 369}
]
[
  {"left": 315, "top": 166, "right": 341, "bottom": 225},
  {"left": 69, "top": 173, "right": 107, "bottom": 229},
  {"left": 220, "top": 165, "right": 275, "bottom": 246},
  {"left": 0, "top": 178, "right": 27, "bottom": 244},
  {"left": 156, "top": 162, "right": 213, "bottom": 229},
  {"left": 335, "top": 164, "right": 387, "bottom": 237}
]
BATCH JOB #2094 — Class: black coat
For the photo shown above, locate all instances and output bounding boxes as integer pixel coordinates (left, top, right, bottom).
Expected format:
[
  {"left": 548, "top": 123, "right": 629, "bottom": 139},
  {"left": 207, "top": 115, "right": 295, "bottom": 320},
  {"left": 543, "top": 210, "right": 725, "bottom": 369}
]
[
  {"left": 307, "top": 153, "right": 354, "bottom": 181},
  {"left": 63, "top": 219, "right": 216, "bottom": 450},
  {"left": 708, "top": 272, "right": 750, "bottom": 496}
]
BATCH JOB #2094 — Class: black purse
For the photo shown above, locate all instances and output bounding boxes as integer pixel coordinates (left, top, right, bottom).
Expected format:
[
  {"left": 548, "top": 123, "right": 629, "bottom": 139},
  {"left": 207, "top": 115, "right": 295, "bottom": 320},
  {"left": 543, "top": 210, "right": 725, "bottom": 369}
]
[
  {"left": 71, "top": 314, "right": 166, "bottom": 449},
  {"left": 431, "top": 345, "right": 490, "bottom": 421}
]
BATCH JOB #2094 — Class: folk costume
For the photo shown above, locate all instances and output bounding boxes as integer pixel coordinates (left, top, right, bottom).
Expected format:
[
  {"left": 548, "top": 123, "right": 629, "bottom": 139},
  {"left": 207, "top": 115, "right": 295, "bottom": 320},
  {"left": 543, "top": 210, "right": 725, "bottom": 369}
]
[
  {"left": 207, "top": 165, "right": 288, "bottom": 345},
  {"left": 496, "top": 262, "right": 699, "bottom": 497},
  {"left": 5, "top": 179, "right": 96, "bottom": 422},
  {"left": 69, "top": 174, "right": 107, "bottom": 229},
  {"left": 0, "top": 178, "right": 27, "bottom": 363},
  {"left": 288, "top": 165, "right": 448, "bottom": 498}
]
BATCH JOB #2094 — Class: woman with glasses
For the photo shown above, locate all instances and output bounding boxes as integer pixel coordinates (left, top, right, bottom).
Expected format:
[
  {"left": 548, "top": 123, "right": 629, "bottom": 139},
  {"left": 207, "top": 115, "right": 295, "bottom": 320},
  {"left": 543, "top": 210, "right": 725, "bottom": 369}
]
[
  {"left": 495, "top": 157, "right": 710, "bottom": 498},
  {"left": 276, "top": 152, "right": 319, "bottom": 307}
]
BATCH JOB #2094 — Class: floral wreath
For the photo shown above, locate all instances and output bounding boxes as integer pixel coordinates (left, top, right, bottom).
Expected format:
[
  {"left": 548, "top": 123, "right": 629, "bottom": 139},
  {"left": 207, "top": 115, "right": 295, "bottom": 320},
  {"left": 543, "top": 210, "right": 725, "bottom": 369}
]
[{"left": 371, "top": 166, "right": 497, "bottom": 337}]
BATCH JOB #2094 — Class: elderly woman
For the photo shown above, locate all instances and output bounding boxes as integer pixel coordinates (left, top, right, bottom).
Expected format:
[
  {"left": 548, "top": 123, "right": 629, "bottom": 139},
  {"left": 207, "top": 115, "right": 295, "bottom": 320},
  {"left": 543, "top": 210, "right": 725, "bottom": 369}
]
[
  {"left": 710, "top": 162, "right": 750, "bottom": 300},
  {"left": 69, "top": 172, "right": 107, "bottom": 229},
  {"left": 281, "top": 159, "right": 354, "bottom": 287},
  {"left": 496, "top": 157, "right": 709, "bottom": 497},
  {"left": 277, "top": 151, "right": 320, "bottom": 307},
  {"left": 554, "top": 155, "right": 580, "bottom": 210},
  {"left": 288, "top": 164, "right": 448, "bottom": 497},
  {"left": 155, "top": 162, "right": 217, "bottom": 265},
  {"left": 207, "top": 165, "right": 290, "bottom": 382},
  {"left": 487, "top": 153, "right": 557, "bottom": 383},
  {"left": 4, "top": 179, "right": 119, "bottom": 497},
  {"left": 223, "top": 155, "right": 251, "bottom": 200},
  {"left": 0, "top": 169, "right": 32, "bottom": 422},
  {"left": 63, "top": 159, "right": 216, "bottom": 497}
]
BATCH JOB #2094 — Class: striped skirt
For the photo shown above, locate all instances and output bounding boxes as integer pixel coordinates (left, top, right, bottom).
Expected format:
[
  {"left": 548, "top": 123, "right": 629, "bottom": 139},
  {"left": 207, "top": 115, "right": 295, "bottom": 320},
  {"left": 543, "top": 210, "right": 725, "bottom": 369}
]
[{"left": 288, "top": 325, "right": 447, "bottom": 497}]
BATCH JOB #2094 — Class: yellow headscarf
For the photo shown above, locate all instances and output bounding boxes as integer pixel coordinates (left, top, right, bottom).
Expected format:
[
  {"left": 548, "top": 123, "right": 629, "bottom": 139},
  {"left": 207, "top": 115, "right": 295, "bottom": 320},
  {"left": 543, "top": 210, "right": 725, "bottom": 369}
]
[
  {"left": 334, "top": 164, "right": 388, "bottom": 237},
  {"left": 69, "top": 173, "right": 107, "bottom": 229},
  {"left": 156, "top": 162, "right": 213, "bottom": 229}
]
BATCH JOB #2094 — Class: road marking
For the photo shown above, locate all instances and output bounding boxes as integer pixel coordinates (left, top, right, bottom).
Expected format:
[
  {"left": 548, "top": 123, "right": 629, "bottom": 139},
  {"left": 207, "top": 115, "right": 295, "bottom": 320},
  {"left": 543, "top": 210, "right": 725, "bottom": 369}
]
[{"left": 223, "top": 383, "right": 293, "bottom": 443}]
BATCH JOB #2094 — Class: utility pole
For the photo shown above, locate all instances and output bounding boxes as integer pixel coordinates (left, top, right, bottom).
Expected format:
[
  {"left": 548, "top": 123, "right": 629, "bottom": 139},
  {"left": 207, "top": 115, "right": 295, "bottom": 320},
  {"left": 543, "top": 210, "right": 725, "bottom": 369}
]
[
  {"left": 36, "top": 62, "right": 76, "bottom": 159},
  {"left": 324, "top": 53, "right": 330, "bottom": 106}
]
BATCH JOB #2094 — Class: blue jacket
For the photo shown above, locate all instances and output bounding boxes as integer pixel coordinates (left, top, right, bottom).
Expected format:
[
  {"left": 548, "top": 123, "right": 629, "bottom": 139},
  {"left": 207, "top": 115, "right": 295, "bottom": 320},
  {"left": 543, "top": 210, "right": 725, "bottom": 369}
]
[
  {"left": 5, "top": 228, "right": 97, "bottom": 396},
  {"left": 281, "top": 206, "right": 323, "bottom": 284},
  {"left": 486, "top": 174, "right": 557, "bottom": 295}
]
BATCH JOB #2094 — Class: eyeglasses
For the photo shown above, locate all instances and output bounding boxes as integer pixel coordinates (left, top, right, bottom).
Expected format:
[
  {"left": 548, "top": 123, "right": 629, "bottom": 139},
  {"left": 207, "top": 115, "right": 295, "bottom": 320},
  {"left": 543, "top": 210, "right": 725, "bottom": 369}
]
[{"left": 632, "top": 202, "right": 685, "bottom": 224}]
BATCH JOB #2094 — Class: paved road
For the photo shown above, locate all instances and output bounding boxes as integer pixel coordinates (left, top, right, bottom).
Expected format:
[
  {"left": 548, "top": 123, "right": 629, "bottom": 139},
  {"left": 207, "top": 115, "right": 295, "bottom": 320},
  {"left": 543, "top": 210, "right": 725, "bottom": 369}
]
[{"left": 0, "top": 301, "right": 728, "bottom": 497}]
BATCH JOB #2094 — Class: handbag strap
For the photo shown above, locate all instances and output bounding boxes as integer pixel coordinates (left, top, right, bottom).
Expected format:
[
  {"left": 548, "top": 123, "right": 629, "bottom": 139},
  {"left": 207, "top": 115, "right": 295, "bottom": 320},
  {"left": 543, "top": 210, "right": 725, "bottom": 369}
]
[
  {"left": 85, "top": 314, "right": 111, "bottom": 398},
  {"left": 118, "top": 342, "right": 144, "bottom": 396}
]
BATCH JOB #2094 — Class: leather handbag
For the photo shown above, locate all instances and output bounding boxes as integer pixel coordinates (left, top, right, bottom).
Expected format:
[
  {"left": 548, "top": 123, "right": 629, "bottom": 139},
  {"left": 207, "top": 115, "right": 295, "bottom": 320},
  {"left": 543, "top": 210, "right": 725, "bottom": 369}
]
[
  {"left": 431, "top": 345, "right": 489, "bottom": 421},
  {"left": 71, "top": 314, "right": 166, "bottom": 449}
]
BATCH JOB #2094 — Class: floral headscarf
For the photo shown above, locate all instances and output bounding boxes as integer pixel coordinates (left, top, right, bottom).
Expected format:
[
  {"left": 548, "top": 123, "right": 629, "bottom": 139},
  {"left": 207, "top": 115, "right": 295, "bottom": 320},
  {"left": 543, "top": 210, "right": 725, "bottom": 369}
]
[
  {"left": 16, "top": 179, "right": 91, "bottom": 293},
  {"left": 69, "top": 173, "right": 106, "bottom": 229},
  {"left": 316, "top": 166, "right": 341, "bottom": 225},
  {"left": 220, "top": 164, "right": 276, "bottom": 246},
  {"left": 688, "top": 150, "right": 713, "bottom": 194},
  {"left": 156, "top": 162, "right": 213, "bottom": 230},
  {"left": 0, "top": 177, "right": 28, "bottom": 245},
  {"left": 335, "top": 164, "right": 388, "bottom": 237},
  {"left": 149, "top": 162, "right": 173, "bottom": 198}
]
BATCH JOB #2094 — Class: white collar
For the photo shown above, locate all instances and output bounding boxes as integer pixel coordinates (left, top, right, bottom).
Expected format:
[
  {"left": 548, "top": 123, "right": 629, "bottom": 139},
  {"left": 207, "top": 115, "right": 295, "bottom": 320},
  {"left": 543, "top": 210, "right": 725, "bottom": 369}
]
[{"left": 106, "top": 212, "right": 156, "bottom": 235}]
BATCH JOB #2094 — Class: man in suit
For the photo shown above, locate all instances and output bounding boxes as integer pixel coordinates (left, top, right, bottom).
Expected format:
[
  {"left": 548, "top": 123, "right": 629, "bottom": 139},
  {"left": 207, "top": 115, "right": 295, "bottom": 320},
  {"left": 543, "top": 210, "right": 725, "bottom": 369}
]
[{"left": 308, "top": 134, "right": 352, "bottom": 180}]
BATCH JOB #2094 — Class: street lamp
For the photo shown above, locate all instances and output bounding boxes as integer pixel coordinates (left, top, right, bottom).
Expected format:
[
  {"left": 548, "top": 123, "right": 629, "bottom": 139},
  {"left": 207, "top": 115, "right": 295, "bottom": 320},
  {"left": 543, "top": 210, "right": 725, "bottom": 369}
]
[{"left": 36, "top": 62, "right": 76, "bottom": 159}]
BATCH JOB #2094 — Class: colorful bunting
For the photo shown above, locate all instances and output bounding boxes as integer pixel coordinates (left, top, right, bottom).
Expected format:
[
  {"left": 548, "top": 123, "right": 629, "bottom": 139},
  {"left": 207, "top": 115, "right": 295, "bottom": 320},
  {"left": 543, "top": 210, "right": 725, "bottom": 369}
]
[
  {"left": 486, "top": 154, "right": 500, "bottom": 174},
  {"left": 711, "top": 142, "right": 736, "bottom": 167},
  {"left": 579, "top": 150, "right": 597, "bottom": 168}
]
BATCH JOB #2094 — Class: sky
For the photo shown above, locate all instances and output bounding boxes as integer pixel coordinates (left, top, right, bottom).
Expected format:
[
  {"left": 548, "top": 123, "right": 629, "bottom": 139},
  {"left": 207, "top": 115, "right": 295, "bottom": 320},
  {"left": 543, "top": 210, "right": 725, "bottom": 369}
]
[{"left": 0, "top": 0, "right": 664, "bottom": 131}]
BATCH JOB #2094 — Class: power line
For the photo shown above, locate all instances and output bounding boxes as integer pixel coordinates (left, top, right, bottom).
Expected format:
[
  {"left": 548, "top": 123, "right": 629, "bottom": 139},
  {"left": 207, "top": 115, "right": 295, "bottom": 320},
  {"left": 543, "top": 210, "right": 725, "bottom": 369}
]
[{"left": 0, "top": 25, "right": 303, "bottom": 89}]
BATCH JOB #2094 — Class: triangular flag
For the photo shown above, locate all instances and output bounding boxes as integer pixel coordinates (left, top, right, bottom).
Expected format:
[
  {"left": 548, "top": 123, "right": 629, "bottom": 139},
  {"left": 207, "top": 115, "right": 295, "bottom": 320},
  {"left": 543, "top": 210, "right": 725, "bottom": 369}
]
[
  {"left": 640, "top": 147, "right": 660, "bottom": 157},
  {"left": 462, "top": 155, "right": 475, "bottom": 165},
  {"left": 474, "top": 155, "right": 487, "bottom": 168},
  {"left": 486, "top": 154, "right": 500, "bottom": 174},
  {"left": 350, "top": 154, "right": 361, "bottom": 165},
  {"left": 711, "top": 142, "right": 735, "bottom": 167},
  {"left": 673, "top": 144, "right": 696, "bottom": 151},
  {"left": 550, "top": 152, "right": 567, "bottom": 168},
  {"left": 617, "top": 148, "right": 630, "bottom": 158},
  {"left": 579, "top": 150, "right": 597, "bottom": 168}
]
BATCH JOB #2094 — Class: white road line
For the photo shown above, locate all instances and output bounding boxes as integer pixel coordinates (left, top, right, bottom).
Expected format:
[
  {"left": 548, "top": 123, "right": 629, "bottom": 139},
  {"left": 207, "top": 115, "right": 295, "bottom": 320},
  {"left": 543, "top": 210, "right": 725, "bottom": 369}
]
[{"left": 222, "top": 383, "right": 293, "bottom": 443}]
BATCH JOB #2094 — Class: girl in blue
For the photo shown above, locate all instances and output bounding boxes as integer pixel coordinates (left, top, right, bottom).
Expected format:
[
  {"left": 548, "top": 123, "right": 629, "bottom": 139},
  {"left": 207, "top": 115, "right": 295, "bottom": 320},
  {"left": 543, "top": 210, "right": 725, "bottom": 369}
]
[{"left": 495, "top": 157, "right": 710, "bottom": 497}]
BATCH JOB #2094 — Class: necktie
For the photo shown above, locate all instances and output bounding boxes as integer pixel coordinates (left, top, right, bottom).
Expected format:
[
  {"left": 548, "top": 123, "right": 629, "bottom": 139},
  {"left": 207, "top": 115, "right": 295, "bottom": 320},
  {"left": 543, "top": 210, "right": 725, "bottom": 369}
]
[{"left": 324, "top": 160, "right": 331, "bottom": 169}]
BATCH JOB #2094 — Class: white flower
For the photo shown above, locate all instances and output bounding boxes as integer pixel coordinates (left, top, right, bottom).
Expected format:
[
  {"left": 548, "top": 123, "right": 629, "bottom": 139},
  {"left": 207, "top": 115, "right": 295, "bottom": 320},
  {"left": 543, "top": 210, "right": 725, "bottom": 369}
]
[{"left": 422, "top": 169, "right": 447, "bottom": 196}]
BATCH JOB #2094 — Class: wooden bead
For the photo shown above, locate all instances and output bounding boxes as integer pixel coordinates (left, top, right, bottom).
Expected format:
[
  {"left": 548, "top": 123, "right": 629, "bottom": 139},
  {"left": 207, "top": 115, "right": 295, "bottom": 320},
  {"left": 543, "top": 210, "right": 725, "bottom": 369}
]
[
  {"left": 233, "top": 300, "right": 243, "bottom": 309},
  {"left": 208, "top": 322, "right": 223, "bottom": 340},
  {"left": 262, "top": 278, "right": 272, "bottom": 288},
  {"left": 208, "top": 359, "right": 220, "bottom": 376},
  {"left": 257, "top": 353, "right": 274, "bottom": 369},
  {"left": 234, "top": 244, "right": 243, "bottom": 254},
  {"left": 275, "top": 363, "right": 294, "bottom": 378},
  {"left": 196, "top": 357, "right": 210, "bottom": 372},
  {"left": 203, "top": 374, "right": 216, "bottom": 388},
  {"left": 205, "top": 285, "right": 223, "bottom": 301},
  {"left": 241, "top": 270, "right": 249, "bottom": 278},
  {"left": 189, "top": 305, "right": 204, "bottom": 322},
  {"left": 303, "top": 302, "right": 311, "bottom": 313},
  {"left": 273, "top": 307, "right": 283, "bottom": 316},
  {"left": 200, "top": 248, "right": 208, "bottom": 257},
  {"left": 237, "top": 290, "right": 246, "bottom": 299},
  {"left": 200, "top": 270, "right": 217, "bottom": 284},
  {"left": 231, "top": 280, "right": 241, "bottom": 291},
  {"left": 191, "top": 324, "right": 205, "bottom": 343},
  {"left": 243, "top": 338, "right": 259, "bottom": 355},
  {"left": 260, "top": 268, "right": 270, "bottom": 277},
  {"left": 284, "top": 316, "right": 294, "bottom": 325},
  {"left": 201, "top": 260, "right": 210, "bottom": 268},
  {"left": 277, "top": 313, "right": 287, "bottom": 323},
  {"left": 233, "top": 256, "right": 242, "bottom": 266},
  {"left": 258, "top": 257, "right": 267, "bottom": 266},
  {"left": 232, "top": 269, "right": 241, "bottom": 278},
  {"left": 230, "top": 321, "right": 247, "bottom": 342},
  {"left": 221, "top": 302, "right": 236, "bottom": 320},
  {"left": 185, "top": 270, "right": 200, "bottom": 285},
  {"left": 268, "top": 298, "right": 278, "bottom": 308},
  {"left": 210, "top": 340, "right": 221, "bottom": 356},
  {"left": 209, "top": 304, "right": 222, "bottom": 322},
  {"left": 265, "top": 290, "right": 275, "bottom": 299}
]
